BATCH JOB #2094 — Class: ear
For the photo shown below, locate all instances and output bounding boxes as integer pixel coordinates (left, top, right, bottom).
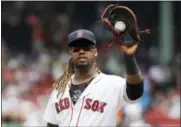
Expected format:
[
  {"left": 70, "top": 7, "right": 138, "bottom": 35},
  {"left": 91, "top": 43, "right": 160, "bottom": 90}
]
[
  {"left": 94, "top": 48, "right": 98, "bottom": 57},
  {"left": 68, "top": 49, "right": 72, "bottom": 58},
  {"left": 94, "top": 52, "right": 98, "bottom": 57}
]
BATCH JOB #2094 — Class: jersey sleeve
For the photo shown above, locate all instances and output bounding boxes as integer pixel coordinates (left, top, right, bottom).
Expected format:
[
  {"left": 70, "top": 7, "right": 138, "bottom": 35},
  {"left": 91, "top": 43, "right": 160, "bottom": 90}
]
[
  {"left": 122, "top": 82, "right": 141, "bottom": 103},
  {"left": 44, "top": 89, "right": 58, "bottom": 125},
  {"left": 113, "top": 76, "right": 140, "bottom": 106}
]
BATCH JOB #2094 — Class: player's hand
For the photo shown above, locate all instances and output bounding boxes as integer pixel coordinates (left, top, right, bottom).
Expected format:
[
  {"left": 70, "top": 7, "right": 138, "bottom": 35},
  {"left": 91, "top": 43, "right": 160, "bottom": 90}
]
[
  {"left": 114, "top": 33, "right": 140, "bottom": 56},
  {"left": 101, "top": 4, "right": 141, "bottom": 56}
]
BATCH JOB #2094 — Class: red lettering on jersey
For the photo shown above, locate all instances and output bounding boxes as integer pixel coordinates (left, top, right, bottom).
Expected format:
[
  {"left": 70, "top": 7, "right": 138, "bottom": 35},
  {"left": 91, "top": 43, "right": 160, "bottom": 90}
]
[
  {"left": 55, "top": 102, "right": 60, "bottom": 113},
  {"left": 84, "top": 98, "right": 93, "bottom": 110},
  {"left": 56, "top": 98, "right": 71, "bottom": 113},
  {"left": 92, "top": 100, "right": 99, "bottom": 112},
  {"left": 59, "top": 99, "right": 65, "bottom": 111},
  {"left": 98, "top": 102, "right": 107, "bottom": 113},
  {"left": 64, "top": 97, "right": 70, "bottom": 109},
  {"left": 84, "top": 98, "right": 107, "bottom": 113}
]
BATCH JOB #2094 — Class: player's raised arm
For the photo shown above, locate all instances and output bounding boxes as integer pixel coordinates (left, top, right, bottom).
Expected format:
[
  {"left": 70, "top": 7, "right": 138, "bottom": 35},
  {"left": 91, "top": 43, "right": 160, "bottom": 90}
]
[
  {"left": 122, "top": 53, "right": 143, "bottom": 102},
  {"left": 101, "top": 5, "right": 144, "bottom": 102}
]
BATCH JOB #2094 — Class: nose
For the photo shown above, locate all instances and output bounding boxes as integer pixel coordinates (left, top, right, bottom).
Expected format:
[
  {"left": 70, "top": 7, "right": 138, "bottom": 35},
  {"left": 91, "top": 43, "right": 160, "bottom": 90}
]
[{"left": 79, "top": 48, "right": 85, "bottom": 53}]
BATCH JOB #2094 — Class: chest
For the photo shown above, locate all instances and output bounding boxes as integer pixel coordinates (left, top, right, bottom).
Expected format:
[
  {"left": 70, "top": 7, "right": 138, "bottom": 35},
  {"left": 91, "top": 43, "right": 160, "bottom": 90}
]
[
  {"left": 55, "top": 79, "right": 120, "bottom": 115},
  {"left": 53, "top": 76, "right": 122, "bottom": 126},
  {"left": 55, "top": 89, "right": 120, "bottom": 126}
]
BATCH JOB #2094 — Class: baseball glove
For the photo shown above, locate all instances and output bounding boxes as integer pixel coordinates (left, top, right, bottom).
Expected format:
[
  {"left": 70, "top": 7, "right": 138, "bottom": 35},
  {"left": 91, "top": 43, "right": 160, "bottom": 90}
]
[{"left": 101, "top": 4, "right": 141, "bottom": 55}]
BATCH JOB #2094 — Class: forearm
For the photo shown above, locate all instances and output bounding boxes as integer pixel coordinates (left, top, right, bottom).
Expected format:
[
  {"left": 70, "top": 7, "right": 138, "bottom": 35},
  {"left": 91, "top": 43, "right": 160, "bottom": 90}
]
[
  {"left": 124, "top": 53, "right": 143, "bottom": 100},
  {"left": 124, "top": 54, "right": 142, "bottom": 84}
]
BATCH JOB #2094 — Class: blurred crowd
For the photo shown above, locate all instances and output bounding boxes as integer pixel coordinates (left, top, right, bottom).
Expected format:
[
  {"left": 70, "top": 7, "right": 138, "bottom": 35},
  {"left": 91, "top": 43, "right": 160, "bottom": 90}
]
[{"left": 1, "top": 1, "right": 180, "bottom": 127}]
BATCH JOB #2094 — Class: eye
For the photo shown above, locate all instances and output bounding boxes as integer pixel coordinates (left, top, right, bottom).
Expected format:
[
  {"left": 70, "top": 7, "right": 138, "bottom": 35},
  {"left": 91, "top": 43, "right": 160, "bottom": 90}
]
[
  {"left": 71, "top": 46, "right": 95, "bottom": 52},
  {"left": 71, "top": 47, "right": 80, "bottom": 52}
]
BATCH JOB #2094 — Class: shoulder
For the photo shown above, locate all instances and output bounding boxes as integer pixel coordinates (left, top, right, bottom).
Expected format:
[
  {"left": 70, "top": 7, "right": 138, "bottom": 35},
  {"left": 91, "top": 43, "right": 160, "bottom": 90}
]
[
  {"left": 102, "top": 73, "right": 126, "bottom": 82},
  {"left": 101, "top": 73, "right": 126, "bottom": 86},
  {"left": 98, "top": 73, "right": 126, "bottom": 95},
  {"left": 47, "top": 89, "right": 58, "bottom": 102}
]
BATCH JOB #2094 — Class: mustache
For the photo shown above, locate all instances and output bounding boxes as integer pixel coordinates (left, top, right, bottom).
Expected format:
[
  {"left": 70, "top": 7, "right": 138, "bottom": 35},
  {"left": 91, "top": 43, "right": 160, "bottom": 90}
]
[{"left": 77, "top": 56, "right": 87, "bottom": 59}]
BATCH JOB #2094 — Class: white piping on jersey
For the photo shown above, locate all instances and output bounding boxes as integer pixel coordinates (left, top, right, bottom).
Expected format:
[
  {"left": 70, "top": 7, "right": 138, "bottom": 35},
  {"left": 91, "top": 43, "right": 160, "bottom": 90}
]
[
  {"left": 76, "top": 96, "right": 85, "bottom": 127},
  {"left": 68, "top": 102, "right": 74, "bottom": 127}
]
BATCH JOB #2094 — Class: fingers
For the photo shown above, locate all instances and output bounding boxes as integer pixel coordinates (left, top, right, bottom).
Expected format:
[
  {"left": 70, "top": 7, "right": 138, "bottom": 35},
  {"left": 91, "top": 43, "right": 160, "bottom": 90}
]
[
  {"left": 102, "top": 19, "right": 118, "bottom": 35},
  {"left": 101, "top": 4, "right": 117, "bottom": 20},
  {"left": 101, "top": 4, "right": 119, "bottom": 36},
  {"left": 117, "top": 43, "right": 138, "bottom": 55}
]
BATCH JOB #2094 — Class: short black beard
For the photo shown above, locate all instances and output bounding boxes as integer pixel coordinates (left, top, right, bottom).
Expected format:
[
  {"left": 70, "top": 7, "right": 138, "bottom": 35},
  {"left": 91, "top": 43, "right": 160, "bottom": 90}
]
[{"left": 74, "top": 63, "right": 93, "bottom": 73}]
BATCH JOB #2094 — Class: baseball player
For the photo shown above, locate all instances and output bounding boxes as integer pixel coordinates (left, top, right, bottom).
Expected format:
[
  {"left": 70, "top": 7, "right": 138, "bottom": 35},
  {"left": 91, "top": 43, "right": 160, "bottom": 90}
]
[{"left": 44, "top": 5, "right": 144, "bottom": 127}]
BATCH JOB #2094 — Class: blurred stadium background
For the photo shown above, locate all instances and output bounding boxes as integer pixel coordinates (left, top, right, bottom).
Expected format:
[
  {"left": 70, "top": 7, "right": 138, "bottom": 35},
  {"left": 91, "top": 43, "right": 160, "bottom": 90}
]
[{"left": 1, "top": 1, "right": 180, "bottom": 127}]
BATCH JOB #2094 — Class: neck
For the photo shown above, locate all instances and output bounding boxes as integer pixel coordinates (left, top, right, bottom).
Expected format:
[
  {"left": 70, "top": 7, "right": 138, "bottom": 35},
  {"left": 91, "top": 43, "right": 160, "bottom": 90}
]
[{"left": 73, "top": 64, "right": 98, "bottom": 82}]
